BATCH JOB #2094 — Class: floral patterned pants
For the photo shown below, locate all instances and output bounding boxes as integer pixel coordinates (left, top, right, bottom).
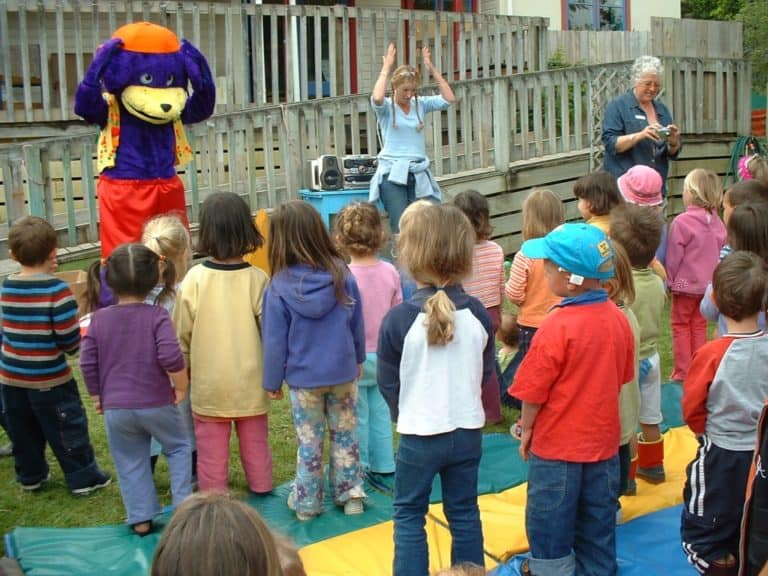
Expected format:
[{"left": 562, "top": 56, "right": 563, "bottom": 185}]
[{"left": 288, "top": 382, "right": 366, "bottom": 516}]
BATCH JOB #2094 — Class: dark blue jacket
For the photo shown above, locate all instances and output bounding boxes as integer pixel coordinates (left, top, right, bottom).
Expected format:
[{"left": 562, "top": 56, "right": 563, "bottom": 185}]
[{"left": 602, "top": 90, "right": 680, "bottom": 195}]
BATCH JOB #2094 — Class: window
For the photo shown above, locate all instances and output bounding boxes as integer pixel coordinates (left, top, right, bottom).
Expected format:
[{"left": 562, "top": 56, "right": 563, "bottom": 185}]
[
  {"left": 410, "top": 0, "right": 475, "bottom": 11},
  {"left": 566, "top": 0, "right": 626, "bottom": 31}
]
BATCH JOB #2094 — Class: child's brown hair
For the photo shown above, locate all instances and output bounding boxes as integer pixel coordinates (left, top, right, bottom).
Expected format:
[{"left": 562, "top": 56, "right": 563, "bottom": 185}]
[
  {"left": 453, "top": 189, "right": 493, "bottom": 241},
  {"left": 713, "top": 251, "right": 768, "bottom": 322},
  {"left": 727, "top": 202, "right": 768, "bottom": 262},
  {"left": 609, "top": 203, "right": 663, "bottom": 268},
  {"left": 724, "top": 180, "right": 768, "bottom": 208},
  {"left": 269, "top": 200, "right": 350, "bottom": 304},
  {"left": 573, "top": 171, "right": 623, "bottom": 216},
  {"left": 335, "top": 201, "right": 385, "bottom": 256},
  {"left": 151, "top": 492, "right": 283, "bottom": 576},
  {"left": 397, "top": 204, "right": 474, "bottom": 345},
  {"left": 197, "top": 192, "right": 264, "bottom": 261},
  {"left": 8, "top": 216, "right": 58, "bottom": 267}
]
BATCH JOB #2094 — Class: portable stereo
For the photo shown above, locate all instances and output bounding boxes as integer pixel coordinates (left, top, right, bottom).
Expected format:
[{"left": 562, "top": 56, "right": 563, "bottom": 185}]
[
  {"left": 341, "top": 154, "right": 378, "bottom": 188},
  {"left": 308, "top": 155, "right": 343, "bottom": 191}
]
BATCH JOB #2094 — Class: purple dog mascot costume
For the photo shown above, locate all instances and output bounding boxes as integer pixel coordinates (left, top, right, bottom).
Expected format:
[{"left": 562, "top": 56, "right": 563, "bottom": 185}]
[{"left": 75, "top": 22, "right": 215, "bottom": 259}]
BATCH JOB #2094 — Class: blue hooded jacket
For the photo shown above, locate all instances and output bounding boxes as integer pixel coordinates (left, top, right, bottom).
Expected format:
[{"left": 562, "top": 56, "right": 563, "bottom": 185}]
[{"left": 262, "top": 264, "right": 365, "bottom": 392}]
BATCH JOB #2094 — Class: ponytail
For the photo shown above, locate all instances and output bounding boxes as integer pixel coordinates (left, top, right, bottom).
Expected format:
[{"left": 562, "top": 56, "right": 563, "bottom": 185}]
[
  {"left": 423, "top": 289, "right": 456, "bottom": 346},
  {"left": 82, "top": 259, "right": 103, "bottom": 315}
]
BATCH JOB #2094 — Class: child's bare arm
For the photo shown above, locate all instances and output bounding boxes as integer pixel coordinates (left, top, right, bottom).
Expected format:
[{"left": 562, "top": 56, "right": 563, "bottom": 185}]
[
  {"left": 168, "top": 368, "right": 189, "bottom": 404},
  {"left": 518, "top": 401, "right": 541, "bottom": 461}
]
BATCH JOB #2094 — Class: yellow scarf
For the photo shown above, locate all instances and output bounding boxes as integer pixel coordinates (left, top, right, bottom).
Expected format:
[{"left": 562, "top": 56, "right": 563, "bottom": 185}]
[{"left": 97, "top": 93, "right": 193, "bottom": 173}]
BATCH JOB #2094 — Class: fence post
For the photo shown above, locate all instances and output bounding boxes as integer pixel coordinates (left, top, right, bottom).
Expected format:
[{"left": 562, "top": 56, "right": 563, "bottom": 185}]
[
  {"left": 22, "top": 144, "right": 45, "bottom": 217},
  {"left": 6, "top": 151, "right": 27, "bottom": 223},
  {"left": 493, "top": 77, "right": 510, "bottom": 172}
]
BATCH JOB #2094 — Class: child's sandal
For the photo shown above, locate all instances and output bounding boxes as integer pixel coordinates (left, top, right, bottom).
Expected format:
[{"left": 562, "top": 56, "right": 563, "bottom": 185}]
[{"left": 130, "top": 521, "right": 153, "bottom": 537}]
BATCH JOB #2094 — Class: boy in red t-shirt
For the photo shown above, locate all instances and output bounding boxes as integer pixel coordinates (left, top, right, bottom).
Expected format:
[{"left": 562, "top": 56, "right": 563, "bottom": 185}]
[{"left": 509, "top": 223, "right": 635, "bottom": 576}]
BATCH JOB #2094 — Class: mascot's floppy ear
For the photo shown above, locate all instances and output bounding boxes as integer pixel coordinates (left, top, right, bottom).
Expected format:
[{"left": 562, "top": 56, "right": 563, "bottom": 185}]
[{"left": 81, "top": 38, "right": 124, "bottom": 87}]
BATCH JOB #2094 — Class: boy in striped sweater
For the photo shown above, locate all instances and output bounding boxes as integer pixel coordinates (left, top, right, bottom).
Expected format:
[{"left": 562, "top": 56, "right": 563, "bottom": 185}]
[{"left": 0, "top": 216, "right": 110, "bottom": 494}]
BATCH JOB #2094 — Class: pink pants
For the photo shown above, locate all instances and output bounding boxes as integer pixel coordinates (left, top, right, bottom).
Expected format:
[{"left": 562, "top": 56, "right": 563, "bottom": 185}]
[
  {"left": 670, "top": 292, "right": 707, "bottom": 381},
  {"left": 193, "top": 414, "right": 272, "bottom": 493}
]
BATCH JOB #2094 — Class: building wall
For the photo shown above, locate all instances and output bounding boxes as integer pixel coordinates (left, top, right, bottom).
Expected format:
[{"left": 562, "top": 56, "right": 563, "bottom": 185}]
[{"left": 494, "top": 0, "right": 680, "bottom": 31}]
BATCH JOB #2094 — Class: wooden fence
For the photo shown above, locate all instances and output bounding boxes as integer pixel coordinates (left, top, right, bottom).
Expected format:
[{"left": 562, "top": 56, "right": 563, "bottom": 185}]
[
  {"left": 0, "top": 56, "right": 751, "bottom": 257},
  {"left": 0, "top": 0, "right": 549, "bottom": 124}
]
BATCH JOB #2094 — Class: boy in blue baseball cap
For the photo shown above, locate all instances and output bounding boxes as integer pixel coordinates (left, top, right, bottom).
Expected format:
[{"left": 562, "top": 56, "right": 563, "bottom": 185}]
[{"left": 509, "top": 223, "right": 635, "bottom": 576}]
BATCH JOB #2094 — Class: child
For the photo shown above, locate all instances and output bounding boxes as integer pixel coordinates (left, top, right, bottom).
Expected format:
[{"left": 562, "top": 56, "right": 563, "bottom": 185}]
[
  {"left": 454, "top": 189, "right": 505, "bottom": 424},
  {"left": 152, "top": 492, "right": 284, "bottom": 576},
  {"left": 742, "top": 398, "right": 768, "bottom": 576},
  {"left": 700, "top": 180, "right": 768, "bottom": 334},
  {"left": 610, "top": 204, "right": 668, "bottom": 483},
  {"left": 141, "top": 214, "right": 197, "bottom": 480},
  {"left": 616, "top": 164, "right": 668, "bottom": 273},
  {"left": 666, "top": 168, "right": 726, "bottom": 382},
  {"left": 505, "top": 188, "right": 564, "bottom": 374},
  {"left": 738, "top": 153, "right": 768, "bottom": 185},
  {"left": 377, "top": 203, "right": 495, "bottom": 576},
  {"left": 573, "top": 170, "right": 624, "bottom": 233},
  {"left": 80, "top": 243, "right": 191, "bottom": 536},
  {"left": 496, "top": 311, "right": 521, "bottom": 408},
  {"left": 335, "top": 201, "right": 401, "bottom": 476},
  {"left": 0, "top": 216, "right": 111, "bottom": 495},
  {"left": 681, "top": 251, "right": 768, "bottom": 575},
  {"left": 509, "top": 223, "right": 634, "bottom": 576},
  {"left": 604, "top": 241, "right": 641, "bottom": 504},
  {"left": 173, "top": 192, "right": 273, "bottom": 494},
  {"left": 262, "top": 200, "right": 367, "bottom": 520}
]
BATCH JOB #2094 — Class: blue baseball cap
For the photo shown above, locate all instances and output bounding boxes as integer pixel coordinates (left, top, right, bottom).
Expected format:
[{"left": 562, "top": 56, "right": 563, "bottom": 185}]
[{"left": 521, "top": 223, "right": 615, "bottom": 281}]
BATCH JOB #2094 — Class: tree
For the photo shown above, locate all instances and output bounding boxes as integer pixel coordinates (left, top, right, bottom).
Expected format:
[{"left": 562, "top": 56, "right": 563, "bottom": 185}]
[
  {"left": 737, "top": 1, "right": 768, "bottom": 94},
  {"left": 681, "top": 0, "right": 744, "bottom": 19}
]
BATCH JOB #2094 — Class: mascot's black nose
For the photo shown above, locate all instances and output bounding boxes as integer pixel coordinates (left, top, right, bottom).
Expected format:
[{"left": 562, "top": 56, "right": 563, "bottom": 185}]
[{"left": 161, "top": 103, "right": 172, "bottom": 112}]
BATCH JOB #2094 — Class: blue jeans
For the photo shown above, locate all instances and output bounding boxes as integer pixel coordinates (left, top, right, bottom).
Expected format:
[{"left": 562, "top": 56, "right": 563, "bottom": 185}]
[
  {"left": 393, "top": 428, "right": 484, "bottom": 576},
  {"left": 379, "top": 173, "right": 416, "bottom": 234},
  {"left": 2, "top": 379, "right": 103, "bottom": 490},
  {"left": 526, "top": 453, "right": 619, "bottom": 576}
]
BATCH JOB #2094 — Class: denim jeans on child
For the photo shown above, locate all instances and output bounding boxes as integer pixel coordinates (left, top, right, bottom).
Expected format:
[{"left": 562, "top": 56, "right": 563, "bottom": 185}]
[
  {"left": 288, "top": 382, "right": 366, "bottom": 516},
  {"left": 2, "top": 379, "right": 103, "bottom": 490},
  {"left": 358, "top": 354, "right": 395, "bottom": 474},
  {"left": 393, "top": 427, "right": 484, "bottom": 576},
  {"left": 525, "top": 453, "right": 619, "bottom": 576}
]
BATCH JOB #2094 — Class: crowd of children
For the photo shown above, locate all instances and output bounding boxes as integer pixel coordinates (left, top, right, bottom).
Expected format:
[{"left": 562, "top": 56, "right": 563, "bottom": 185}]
[{"left": 1, "top": 152, "right": 768, "bottom": 576}]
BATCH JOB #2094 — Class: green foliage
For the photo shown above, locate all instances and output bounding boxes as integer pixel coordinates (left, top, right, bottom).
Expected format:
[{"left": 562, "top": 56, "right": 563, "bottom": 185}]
[
  {"left": 681, "top": 0, "right": 745, "bottom": 19},
  {"left": 737, "top": 1, "right": 768, "bottom": 95}
]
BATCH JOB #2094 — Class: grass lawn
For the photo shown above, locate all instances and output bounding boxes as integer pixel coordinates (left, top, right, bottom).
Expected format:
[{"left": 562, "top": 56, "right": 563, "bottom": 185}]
[{"left": 0, "top": 260, "right": 678, "bottom": 557}]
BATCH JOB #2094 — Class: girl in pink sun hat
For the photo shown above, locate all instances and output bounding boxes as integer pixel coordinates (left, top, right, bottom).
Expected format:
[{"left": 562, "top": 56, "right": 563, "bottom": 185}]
[{"left": 617, "top": 165, "right": 669, "bottom": 279}]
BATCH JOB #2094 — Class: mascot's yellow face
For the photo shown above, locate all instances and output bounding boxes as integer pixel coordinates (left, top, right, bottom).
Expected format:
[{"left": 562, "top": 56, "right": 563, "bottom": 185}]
[{"left": 121, "top": 86, "right": 187, "bottom": 125}]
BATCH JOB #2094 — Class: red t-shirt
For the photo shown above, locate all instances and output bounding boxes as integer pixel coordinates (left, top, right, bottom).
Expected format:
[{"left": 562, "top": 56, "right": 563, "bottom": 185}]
[{"left": 510, "top": 300, "right": 635, "bottom": 462}]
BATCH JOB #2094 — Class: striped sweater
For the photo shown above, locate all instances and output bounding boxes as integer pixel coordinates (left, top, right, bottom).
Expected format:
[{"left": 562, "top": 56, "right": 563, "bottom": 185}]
[{"left": 0, "top": 274, "right": 80, "bottom": 389}]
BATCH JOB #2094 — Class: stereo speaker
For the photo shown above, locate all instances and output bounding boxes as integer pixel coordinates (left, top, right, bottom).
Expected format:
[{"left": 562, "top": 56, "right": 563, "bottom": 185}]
[{"left": 308, "top": 155, "right": 343, "bottom": 191}]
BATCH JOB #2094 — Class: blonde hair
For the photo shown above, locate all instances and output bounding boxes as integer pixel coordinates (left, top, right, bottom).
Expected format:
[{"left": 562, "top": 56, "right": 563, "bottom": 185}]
[
  {"left": 522, "top": 188, "right": 565, "bottom": 240},
  {"left": 273, "top": 533, "right": 306, "bottom": 576},
  {"left": 151, "top": 492, "right": 283, "bottom": 576},
  {"left": 390, "top": 64, "right": 422, "bottom": 128},
  {"left": 141, "top": 213, "right": 191, "bottom": 306},
  {"left": 397, "top": 204, "right": 474, "bottom": 345},
  {"left": 604, "top": 240, "right": 635, "bottom": 306},
  {"left": 683, "top": 168, "right": 722, "bottom": 212},
  {"left": 433, "top": 563, "right": 487, "bottom": 576},
  {"left": 335, "top": 201, "right": 385, "bottom": 256},
  {"left": 747, "top": 155, "right": 768, "bottom": 186}
]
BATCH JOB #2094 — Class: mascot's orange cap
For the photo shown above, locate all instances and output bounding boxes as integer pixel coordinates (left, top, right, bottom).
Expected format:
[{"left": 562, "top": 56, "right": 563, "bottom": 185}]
[{"left": 112, "top": 22, "right": 180, "bottom": 54}]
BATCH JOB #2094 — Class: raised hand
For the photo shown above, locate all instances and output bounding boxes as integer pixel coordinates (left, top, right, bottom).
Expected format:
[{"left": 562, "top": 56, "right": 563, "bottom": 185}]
[
  {"left": 83, "top": 38, "right": 123, "bottom": 86},
  {"left": 382, "top": 43, "right": 397, "bottom": 74}
]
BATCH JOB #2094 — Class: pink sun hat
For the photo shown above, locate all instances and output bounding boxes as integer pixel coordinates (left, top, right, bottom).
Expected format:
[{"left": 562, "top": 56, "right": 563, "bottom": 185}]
[{"left": 617, "top": 165, "right": 663, "bottom": 206}]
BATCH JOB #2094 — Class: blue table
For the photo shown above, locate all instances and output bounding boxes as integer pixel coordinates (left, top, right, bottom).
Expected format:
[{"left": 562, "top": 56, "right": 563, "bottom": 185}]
[{"left": 299, "top": 188, "right": 382, "bottom": 229}]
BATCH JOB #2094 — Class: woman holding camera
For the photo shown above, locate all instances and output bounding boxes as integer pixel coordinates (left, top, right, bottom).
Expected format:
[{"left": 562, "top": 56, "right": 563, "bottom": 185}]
[{"left": 602, "top": 56, "right": 682, "bottom": 196}]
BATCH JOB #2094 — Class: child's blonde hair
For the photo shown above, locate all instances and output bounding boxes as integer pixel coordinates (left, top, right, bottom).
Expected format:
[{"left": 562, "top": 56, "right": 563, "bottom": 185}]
[
  {"left": 433, "top": 562, "right": 487, "bottom": 576},
  {"left": 335, "top": 202, "right": 385, "bottom": 256},
  {"left": 397, "top": 204, "right": 474, "bottom": 345},
  {"left": 683, "top": 168, "right": 721, "bottom": 212},
  {"left": 273, "top": 533, "right": 307, "bottom": 576},
  {"left": 141, "top": 213, "right": 191, "bottom": 306},
  {"left": 746, "top": 155, "right": 768, "bottom": 185},
  {"left": 522, "top": 188, "right": 565, "bottom": 240},
  {"left": 604, "top": 240, "right": 636, "bottom": 306}
]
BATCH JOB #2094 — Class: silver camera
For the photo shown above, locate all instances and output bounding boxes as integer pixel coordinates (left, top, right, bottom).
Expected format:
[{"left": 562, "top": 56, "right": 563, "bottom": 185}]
[{"left": 656, "top": 126, "right": 671, "bottom": 139}]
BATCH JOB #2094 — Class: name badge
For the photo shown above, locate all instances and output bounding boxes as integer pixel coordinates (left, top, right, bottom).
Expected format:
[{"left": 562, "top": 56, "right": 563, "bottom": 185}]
[{"left": 634, "top": 114, "right": 646, "bottom": 120}]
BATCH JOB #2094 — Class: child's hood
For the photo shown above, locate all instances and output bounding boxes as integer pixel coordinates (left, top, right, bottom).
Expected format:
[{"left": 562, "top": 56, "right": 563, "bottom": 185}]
[{"left": 271, "top": 264, "right": 343, "bottom": 319}]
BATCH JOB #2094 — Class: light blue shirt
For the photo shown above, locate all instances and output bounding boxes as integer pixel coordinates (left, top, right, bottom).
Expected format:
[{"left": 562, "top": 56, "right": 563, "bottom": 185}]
[{"left": 369, "top": 94, "right": 451, "bottom": 203}]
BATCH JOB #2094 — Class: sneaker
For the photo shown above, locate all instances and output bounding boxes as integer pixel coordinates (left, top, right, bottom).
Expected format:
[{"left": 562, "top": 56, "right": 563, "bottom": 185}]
[
  {"left": 71, "top": 471, "right": 112, "bottom": 496},
  {"left": 344, "top": 498, "right": 364, "bottom": 516},
  {"left": 21, "top": 472, "right": 50, "bottom": 492},
  {"left": 287, "top": 490, "right": 314, "bottom": 521},
  {"left": 636, "top": 465, "right": 666, "bottom": 484},
  {"left": 0, "top": 442, "right": 12, "bottom": 457}
]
